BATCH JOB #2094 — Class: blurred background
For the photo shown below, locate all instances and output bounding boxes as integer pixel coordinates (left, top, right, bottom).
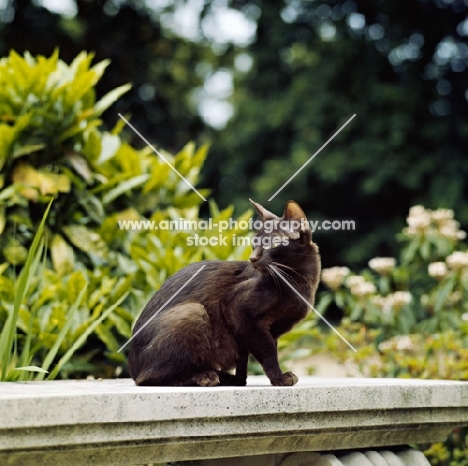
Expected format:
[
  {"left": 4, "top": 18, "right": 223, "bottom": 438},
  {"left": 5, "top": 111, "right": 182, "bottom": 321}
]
[{"left": 1, "top": 0, "right": 467, "bottom": 268}]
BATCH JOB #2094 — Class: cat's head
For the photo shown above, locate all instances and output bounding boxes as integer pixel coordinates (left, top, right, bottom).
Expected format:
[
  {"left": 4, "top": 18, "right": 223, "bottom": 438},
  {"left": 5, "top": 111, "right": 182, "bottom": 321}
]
[{"left": 248, "top": 199, "right": 317, "bottom": 272}]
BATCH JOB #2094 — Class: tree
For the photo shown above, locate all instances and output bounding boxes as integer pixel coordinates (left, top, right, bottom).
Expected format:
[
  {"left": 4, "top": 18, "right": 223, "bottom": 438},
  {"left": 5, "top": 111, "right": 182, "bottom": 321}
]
[
  {"left": 205, "top": 0, "right": 468, "bottom": 266},
  {"left": 2, "top": 0, "right": 467, "bottom": 267}
]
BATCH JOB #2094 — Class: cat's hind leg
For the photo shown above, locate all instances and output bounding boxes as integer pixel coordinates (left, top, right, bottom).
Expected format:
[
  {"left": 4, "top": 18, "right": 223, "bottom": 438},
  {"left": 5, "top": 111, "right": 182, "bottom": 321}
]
[{"left": 131, "top": 302, "right": 215, "bottom": 386}]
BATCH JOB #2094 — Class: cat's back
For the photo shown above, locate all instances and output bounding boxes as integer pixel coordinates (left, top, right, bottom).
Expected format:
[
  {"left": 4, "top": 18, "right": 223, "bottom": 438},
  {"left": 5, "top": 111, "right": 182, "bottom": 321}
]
[
  {"left": 160, "top": 259, "right": 250, "bottom": 295},
  {"left": 135, "top": 260, "right": 252, "bottom": 326}
]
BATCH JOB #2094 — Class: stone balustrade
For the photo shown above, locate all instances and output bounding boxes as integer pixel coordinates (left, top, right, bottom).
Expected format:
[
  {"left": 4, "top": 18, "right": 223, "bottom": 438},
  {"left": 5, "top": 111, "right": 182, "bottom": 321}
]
[{"left": 1, "top": 376, "right": 467, "bottom": 466}]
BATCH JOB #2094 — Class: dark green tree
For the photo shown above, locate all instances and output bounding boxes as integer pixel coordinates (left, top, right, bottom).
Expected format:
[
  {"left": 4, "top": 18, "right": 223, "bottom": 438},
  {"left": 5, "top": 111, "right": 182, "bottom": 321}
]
[
  {"left": 204, "top": 0, "right": 468, "bottom": 266},
  {"left": 2, "top": 0, "right": 468, "bottom": 267}
]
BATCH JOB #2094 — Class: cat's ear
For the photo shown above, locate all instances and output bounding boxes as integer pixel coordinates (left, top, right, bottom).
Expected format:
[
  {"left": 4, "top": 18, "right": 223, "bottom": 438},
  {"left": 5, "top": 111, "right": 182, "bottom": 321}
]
[
  {"left": 249, "top": 199, "right": 277, "bottom": 220},
  {"left": 283, "top": 200, "right": 309, "bottom": 231}
]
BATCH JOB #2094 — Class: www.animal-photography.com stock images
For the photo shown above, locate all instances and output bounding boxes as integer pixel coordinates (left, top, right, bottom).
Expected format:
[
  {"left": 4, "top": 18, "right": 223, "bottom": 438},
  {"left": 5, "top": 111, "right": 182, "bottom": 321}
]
[{"left": 1, "top": 1, "right": 468, "bottom": 465}]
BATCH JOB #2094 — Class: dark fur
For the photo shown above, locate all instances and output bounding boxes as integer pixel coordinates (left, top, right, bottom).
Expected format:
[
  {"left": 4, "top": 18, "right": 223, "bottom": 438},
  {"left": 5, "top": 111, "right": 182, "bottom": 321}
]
[{"left": 128, "top": 200, "right": 321, "bottom": 387}]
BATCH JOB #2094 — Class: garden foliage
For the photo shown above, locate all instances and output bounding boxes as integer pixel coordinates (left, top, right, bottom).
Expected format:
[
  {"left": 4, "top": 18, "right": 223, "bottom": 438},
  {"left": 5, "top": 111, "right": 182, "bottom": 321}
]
[
  {"left": 318, "top": 205, "right": 468, "bottom": 464},
  {"left": 0, "top": 50, "right": 251, "bottom": 380}
]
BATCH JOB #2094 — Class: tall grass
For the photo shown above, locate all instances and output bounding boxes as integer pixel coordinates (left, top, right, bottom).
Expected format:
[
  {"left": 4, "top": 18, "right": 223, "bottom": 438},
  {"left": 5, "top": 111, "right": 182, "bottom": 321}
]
[{"left": 0, "top": 200, "right": 52, "bottom": 380}]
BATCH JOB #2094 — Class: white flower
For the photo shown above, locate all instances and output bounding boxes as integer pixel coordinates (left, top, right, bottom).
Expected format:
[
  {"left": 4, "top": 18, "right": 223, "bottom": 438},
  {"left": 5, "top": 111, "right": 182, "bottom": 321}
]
[
  {"left": 321, "top": 266, "right": 350, "bottom": 291},
  {"left": 446, "top": 251, "right": 468, "bottom": 270},
  {"left": 409, "top": 205, "right": 426, "bottom": 217},
  {"left": 406, "top": 205, "right": 431, "bottom": 234},
  {"left": 390, "top": 291, "right": 412, "bottom": 308},
  {"left": 431, "top": 208, "right": 454, "bottom": 223},
  {"left": 379, "top": 335, "right": 415, "bottom": 351},
  {"left": 346, "top": 275, "right": 366, "bottom": 288},
  {"left": 437, "top": 218, "right": 466, "bottom": 241},
  {"left": 406, "top": 214, "right": 431, "bottom": 232},
  {"left": 353, "top": 282, "right": 377, "bottom": 297},
  {"left": 372, "top": 291, "right": 411, "bottom": 313},
  {"left": 404, "top": 206, "right": 465, "bottom": 241},
  {"left": 428, "top": 262, "right": 448, "bottom": 279},
  {"left": 440, "top": 226, "right": 460, "bottom": 240},
  {"left": 395, "top": 335, "right": 414, "bottom": 350},
  {"left": 347, "top": 275, "right": 376, "bottom": 297},
  {"left": 371, "top": 295, "right": 392, "bottom": 314},
  {"left": 368, "top": 257, "right": 396, "bottom": 275}
]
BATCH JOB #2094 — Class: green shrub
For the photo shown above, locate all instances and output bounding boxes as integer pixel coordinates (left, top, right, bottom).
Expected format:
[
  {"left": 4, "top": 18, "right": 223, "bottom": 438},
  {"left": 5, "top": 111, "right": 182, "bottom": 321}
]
[{"left": 0, "top": 50, "right": 251, "bottom": 379}]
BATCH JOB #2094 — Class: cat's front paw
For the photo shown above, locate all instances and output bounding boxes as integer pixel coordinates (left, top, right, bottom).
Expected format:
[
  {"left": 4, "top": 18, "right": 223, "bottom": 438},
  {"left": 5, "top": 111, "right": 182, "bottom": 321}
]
[{"left": 271, "top": 371, "right": 298, "bottom": 386}]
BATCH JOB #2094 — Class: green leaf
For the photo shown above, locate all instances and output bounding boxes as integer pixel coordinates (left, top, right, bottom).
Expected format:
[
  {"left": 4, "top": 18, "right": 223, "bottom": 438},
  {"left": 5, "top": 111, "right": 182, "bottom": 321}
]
[
  {"left": 51, "top": 234, "right": 75, "bottom": 276},
  {"left": 397, "top": 307, "right": 413, "bottom": 334},
  {"left": 95, "top": 324, "right": 120, "bottom": 352},
  {"left": 350, "top": 305, "right": 362, "bottom": 321},
  {"left": 90, "top": 58, "right": 110, "bottom": 81},
  {"left": 37, "top": 284, "right": 88, "bottom": 380},
  {"left": 102, "top": 174, "right": 150, "bottom": 204},
  {"left": 316, "top": 292, "right": 333, "bottom": 313},
  {"left": 82, "top": 129, "right": 102, "bottom": 162},
  {"left": 0, "top": 124, "right": 16, "bottom": 171},
  {"left": 47, "top": 291, "right": 129, "bottom": 380},
  {"left": 13, "top": 144, "right": 45, "bottom": 159},
  {"left": 420, "top": 239, "right": 431, "bottom": 261},
  {"left": 11, "top": 366, "right": 48, "bottom": 374},
  {"left": 17, "top": 243, "right": 46, "bottom": 380},
  {"left": 93, "top": 84, "right": 131, "bottom": 116},
  {"left": 0, "top": 184, "right": 25, "bottom": 202},
  {"left": 335, "top": 290, "right": 346, "bottom": 308},
  {"left": 0, "top": 204, "right": 5, "bottom": 235},
  {"left": 96, "top": 132, "right": 121, "bottom": 164},
  {"left": 401, "top": 239, "right": 419, "bottom": 264},
  {"left": 63, "top": 225, "right": 109, "bottom": 258},
  {"left": 0, "top": 263, "right": 9, "bottom": 276},
  {"left": 63, "top": 71, "right": 97, "bottom": 110},
  {"left": 434, "top": 276, "right": 456, "bottom": 314}
]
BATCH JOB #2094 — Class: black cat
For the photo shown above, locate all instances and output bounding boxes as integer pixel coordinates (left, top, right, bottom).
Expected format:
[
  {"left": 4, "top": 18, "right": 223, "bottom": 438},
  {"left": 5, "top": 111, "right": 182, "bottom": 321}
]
[{"left": 128, "top": 199, "right": 321, "bottom": 387}]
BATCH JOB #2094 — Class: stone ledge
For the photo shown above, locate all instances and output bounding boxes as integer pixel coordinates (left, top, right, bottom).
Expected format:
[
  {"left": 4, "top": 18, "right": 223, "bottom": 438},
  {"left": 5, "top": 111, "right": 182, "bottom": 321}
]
[{"left": 1, "top": 377, "right": 467, "bottom": 466}]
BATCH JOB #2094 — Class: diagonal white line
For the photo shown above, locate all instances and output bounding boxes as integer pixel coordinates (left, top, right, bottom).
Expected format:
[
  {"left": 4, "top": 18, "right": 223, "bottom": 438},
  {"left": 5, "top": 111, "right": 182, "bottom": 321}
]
[
  {"left": 270, "top": 267, "right": 357, "bottom": 352},
  {"left": 118, "top": 114, "right": 207, "bottom": 202},
  {"left": 268, "top": 114, "right": 356, "bottom": 201},
  {"left": 117, "top": 265, "right": 207, "bottom": 353}
]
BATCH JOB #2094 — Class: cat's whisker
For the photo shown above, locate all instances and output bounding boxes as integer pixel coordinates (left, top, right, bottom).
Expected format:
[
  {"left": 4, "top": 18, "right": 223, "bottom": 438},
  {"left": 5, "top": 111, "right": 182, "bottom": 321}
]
[
  {"left": 272, "top": 262, "right": 305, "bottom": 278},
  {"left": 269, "top": 263, "right": 299, "bottom": 289},
  {"left": 271, "top": 264, "right": 287, "bottom": 284},
  {"left": 271, "top": 261, "right": 307, "bottom": 281},
  {"left": 270, "top": 262, "right": 302, "bottom": 288},
  {"left": 266, "top": 264, "right": 280, "bottom": 289}
]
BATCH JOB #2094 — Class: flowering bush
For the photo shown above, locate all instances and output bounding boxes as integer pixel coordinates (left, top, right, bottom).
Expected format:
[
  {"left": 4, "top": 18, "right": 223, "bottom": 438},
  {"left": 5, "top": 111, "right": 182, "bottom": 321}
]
[
  {"left": 321, "top": 205, "right": 468, "bottom": 339},
  {"left": 318, "top": 205, "right": 468, "bottom": 465}
]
